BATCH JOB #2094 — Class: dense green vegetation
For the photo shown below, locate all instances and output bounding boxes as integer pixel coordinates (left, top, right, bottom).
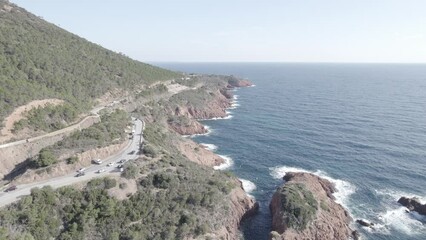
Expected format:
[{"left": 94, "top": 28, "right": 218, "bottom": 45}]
[
  {"left": 0, "top": 0, "right": 181, "bottom": 124},
  {"left": 13, "top": 103, "right": 79, "bottom": 132},
  {"left": 135, "top": 83, "right": 168, "bottom": 99},
  {"left": 54, "top": 109, "right": 129, "bottom": 152},
  {"left": 0, "top": 151, "right": 234, "bottom": 240},
  {"left": 30, "top": 109, "right": 130, "bottom": 168},
  {"left": 0, "top": 1, "right": 252, "bottom": 239},
  {"left": 278, "top": 183, "right": 318, "bottom": 230},
  {"left": 33, "top": 148, "right": 57, "bottom": 168},
  {"left": 169, "top": 87, "right": 216, "bottom": 108}
]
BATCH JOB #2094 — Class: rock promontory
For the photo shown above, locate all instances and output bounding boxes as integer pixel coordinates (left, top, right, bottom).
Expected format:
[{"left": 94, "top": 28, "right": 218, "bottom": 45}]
[
  {"left": 398, "top": 196, "right": 426, "bottom": 215},
  {"left": 269, "top": 172, "right": 356, "bottom": 240}
]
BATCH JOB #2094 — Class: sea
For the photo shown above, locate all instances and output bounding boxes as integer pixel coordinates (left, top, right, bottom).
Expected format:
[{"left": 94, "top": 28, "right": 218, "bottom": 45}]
[{"left": 156, "top": 63, "right": 426, "bottom": 240}]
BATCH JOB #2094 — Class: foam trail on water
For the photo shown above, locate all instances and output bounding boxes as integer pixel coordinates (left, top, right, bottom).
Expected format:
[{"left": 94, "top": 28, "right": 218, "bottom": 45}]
[
  {"left": 182, "top": 125, "right": 213, "bottom": 138},
  {"left": 372, "top": 189, "right": 426, "bottom": 236},
  {"left": 228, "top": 102, "right": 240, "bottom": 109},
  {"left": 240, "top": 178, "right": 257, "bottom": 199},
  {"left": 375, "top": 189, "right": 426, "bottom": 203},
  {"left": 269, "top": 166, "right": 355, "bottom": 208},
  {"left": 204, "top": 114, "right": 233, "bottom": 121},
  {"left": 200, "top": 143, "right": 218, "bottom": 151},
  {"left": 214, "top": 155, "right": 233, "bottom": 170}
]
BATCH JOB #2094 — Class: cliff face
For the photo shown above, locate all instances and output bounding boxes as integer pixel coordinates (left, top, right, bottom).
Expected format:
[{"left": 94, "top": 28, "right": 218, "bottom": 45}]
[
  {"left": 208, "top": 180, "right": 259, "bottom": 240},
  {"left": 167, "top": 78, "right": 252, "bottom": 135},
  {"left": 269, "top": 172, "right": 355, "bottom": 240},
  {"left": 168, "top": 118, "right": 208, "bottom": 136},
  {"left": 167, "top": 78, "right": 258, "bottom": 239}
]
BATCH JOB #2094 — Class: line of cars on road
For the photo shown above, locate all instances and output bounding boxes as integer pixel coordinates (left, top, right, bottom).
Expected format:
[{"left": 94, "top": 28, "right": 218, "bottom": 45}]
[{"left": 75, "top": 159, "right": 128, "bottom": 177}]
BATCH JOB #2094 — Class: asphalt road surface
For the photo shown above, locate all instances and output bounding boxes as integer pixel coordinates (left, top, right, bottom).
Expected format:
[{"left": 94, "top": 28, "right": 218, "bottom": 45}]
[{"left": 0, "top": 118, "right": 144, "bottom": 208}]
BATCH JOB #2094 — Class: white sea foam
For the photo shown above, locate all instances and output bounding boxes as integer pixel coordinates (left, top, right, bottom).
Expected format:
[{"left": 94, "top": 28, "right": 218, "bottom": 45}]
[
  {"left": 182, "top": 125, "right": 213, "bottom": 138},
  {"left": 269, "top": 166, "right": 356, "bottom": 208},
  {"left": 228, "top": 102, "right": 240, "bottom": 110},
  {"left": 371, "top": 189, "right": 426, "bottom": 235},
  {"left": 233, "top": 95, "right": 239, "bottom": 100},
  {"left": 375, "top": 206, "right": 426, "bottom": 236},
  {"left": 200, "top": 143, "right": 218, "bottom": 151},
  {"left": 240, "top": 178, "right": 257, "bottom": 199},
  {"left": 375, "top": 189, "right": 426, "bottom": 203},
  {"left": 213, "top": 155, "right": 233, "bottom": 170},
  {"left": 204, "top": 114, "right": 233, "bottom": 121}
]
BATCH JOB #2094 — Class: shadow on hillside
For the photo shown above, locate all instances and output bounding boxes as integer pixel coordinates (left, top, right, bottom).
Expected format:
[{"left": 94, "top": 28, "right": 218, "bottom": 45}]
[{"left": 3, "top": 158, "right": 36, "bottom": 182}]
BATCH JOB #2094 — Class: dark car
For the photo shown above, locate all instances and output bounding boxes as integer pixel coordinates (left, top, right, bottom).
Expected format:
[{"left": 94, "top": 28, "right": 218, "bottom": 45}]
[
  {"left": 4, "top": 185, "right": 17, "bottom": 192},
  {"left": 75, "top": 172, "right": 85, "bottom": 177}
]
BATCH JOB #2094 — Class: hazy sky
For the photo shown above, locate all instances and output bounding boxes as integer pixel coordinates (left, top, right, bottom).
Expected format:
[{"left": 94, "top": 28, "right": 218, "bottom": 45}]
[{"left": 10, "top": 0, "right": 426, "bottom": 63}]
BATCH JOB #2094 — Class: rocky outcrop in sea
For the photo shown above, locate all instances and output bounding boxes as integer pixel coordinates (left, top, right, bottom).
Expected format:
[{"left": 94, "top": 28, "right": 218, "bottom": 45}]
[
  {"left": 269, "top": 172, "right": 357, "bottom": 240},
  {"left": 398, "top": 196, "right": 426, "bottom": 215}
]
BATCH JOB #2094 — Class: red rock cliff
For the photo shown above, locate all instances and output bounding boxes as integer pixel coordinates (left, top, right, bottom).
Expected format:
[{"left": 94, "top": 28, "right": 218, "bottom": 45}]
[{"left": 269, "top": 172, "right": 357, "bottom": 240}]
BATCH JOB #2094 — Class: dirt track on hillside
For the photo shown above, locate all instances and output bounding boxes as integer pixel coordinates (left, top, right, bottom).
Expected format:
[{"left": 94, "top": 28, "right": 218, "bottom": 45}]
[{"left": 0, "top": 99, "right": 64, "bottom": 143}]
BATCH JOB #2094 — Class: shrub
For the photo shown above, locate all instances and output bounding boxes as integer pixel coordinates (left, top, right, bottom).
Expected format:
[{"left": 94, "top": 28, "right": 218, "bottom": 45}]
[
  {"left": 104, "top": 178, "right": 117, "bottom": 189},
  {"left": 33, "top": 148, "right": 57, "bottom": 168},
  {"left": 66, "top": 156, "right": 78, "bottom": 164},
  {"left": 122, "top": 163, "right": 138, "bottom": 179},
  {"left": 278, "top": 183, "right": 318, "bottom": 230},
  {"left": 142, "top": 144, "right": 157, "bottom": 158}
]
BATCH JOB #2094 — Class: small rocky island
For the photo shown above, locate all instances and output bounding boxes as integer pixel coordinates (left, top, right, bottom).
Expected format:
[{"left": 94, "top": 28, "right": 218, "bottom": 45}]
[
  {"left": 269, "top": 172, "right": 357, "bottom": 240},
  {"left": 398, "top": 196, "right": 426, "bottom": 215}
]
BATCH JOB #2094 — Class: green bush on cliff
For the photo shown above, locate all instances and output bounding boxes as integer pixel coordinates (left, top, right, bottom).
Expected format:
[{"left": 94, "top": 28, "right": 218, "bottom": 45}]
[
  {"left": 278, "top": 183, "right": 318, "bottom": 230},
  {"left": 33, "top": 148, "right": 57, "bottom": 167}
]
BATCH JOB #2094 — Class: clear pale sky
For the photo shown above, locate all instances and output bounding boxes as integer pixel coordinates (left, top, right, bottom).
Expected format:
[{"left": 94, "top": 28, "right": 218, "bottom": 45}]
[{"left": 10, "top": 0, "right": 426, "bottom": 63}]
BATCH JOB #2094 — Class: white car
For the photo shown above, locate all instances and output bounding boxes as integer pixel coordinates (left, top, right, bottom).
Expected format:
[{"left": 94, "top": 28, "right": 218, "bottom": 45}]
[
  {"left": 77, "top": 168, "right": 86, "bottom": 172},
  {"left": 96, "top": 169, "right": 106, "bottom": 174},
  {"left": 93, "top": 159, "right": 102, "bottom": 164},
  {"left": 107, "top": 162, "right": 115, "bottom": 167}
]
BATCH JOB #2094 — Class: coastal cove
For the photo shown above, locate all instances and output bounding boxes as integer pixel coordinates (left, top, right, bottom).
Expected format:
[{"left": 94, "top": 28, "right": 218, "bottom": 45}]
[{"left": 157, "top": 63, "right": 426, "bottom": 240}]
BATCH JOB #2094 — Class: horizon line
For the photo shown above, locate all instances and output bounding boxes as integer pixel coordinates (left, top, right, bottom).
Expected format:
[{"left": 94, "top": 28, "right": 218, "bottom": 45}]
[{"left": 148, "top": 61, "right": 426, "bottom": 64}]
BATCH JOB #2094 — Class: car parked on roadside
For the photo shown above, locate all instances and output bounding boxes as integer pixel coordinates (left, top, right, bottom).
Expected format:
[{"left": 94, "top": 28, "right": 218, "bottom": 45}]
[
  {"left": 75, "top": 172, "right": 85, "bottom": 177},
  {"left": 96, "top": 169, "right": 106, "bottom": 174},
  {"left": 107, "top": 162, "right": 115, "bottom": 167}
]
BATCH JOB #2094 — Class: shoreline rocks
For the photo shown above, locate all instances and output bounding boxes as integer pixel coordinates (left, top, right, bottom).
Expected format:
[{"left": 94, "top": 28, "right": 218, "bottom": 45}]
[
  {"left": 356, "top": 219, "right": 374, "bottom": 228},
  {"left": 269, "top": 172, "right": 356, "bottom": 240},
  {"left": 398, "top": 196, "right": 426, "bottom": 215},
  {"left": 168, "top": 78, "right": 252, "bottom": 136},
  {"left": 168, "top": 77, "right": 258, "bottom": 238}
]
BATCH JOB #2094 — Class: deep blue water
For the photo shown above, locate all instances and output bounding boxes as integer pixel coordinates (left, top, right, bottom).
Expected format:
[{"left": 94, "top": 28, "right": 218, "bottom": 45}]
[{"left": 157, "top": 63, "right": 426, "bottom": 240}]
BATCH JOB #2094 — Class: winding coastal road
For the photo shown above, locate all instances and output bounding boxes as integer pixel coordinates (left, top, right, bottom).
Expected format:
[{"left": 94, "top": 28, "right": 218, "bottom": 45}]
[{"left": 0, "top": 118, "right": 144, "bottom": 208}]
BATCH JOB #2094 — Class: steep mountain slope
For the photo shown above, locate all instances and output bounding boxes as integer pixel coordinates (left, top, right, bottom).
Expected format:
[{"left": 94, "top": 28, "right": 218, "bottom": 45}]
[{"left": 0, "top": 0, "right": 180, "bottom": 123}]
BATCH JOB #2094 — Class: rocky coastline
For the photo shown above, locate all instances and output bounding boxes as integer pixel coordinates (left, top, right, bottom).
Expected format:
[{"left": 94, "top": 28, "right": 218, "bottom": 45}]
[
  {"left": 168, "top": 77, "right": 258, "bottom": 239},
  {"left": 269, "top": 172, "right": 357, "bottom": 240},
  {"left": 168, "top": 78, "right": 251, "bottom": 136}
]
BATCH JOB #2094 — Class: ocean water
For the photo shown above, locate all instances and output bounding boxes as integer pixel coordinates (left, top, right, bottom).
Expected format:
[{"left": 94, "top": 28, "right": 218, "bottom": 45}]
[{"left": 157, "top": 63, "right": 426, "bottom": 240}]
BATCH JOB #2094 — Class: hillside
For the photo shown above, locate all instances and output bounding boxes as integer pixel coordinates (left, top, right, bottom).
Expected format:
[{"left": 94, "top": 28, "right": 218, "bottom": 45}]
[
  {"left": 0, "top": 0, "right": 180, "bottom": 125},
  {"left": 0, "top": 1, "right": 258, "bottom": 239}
]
